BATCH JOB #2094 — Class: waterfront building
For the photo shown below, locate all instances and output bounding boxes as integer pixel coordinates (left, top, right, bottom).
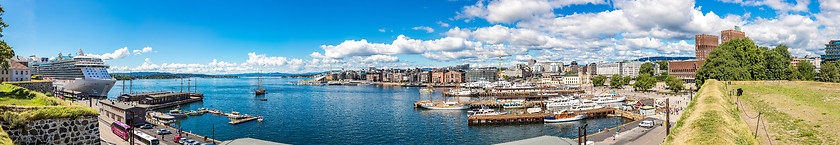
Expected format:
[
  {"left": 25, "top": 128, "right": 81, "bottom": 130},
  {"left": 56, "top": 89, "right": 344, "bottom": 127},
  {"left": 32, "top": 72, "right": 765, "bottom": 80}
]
[
  {"left": 431, "top": 71, "right": 444, "bottom": 83},
  {"left": 588, "top": 63, "right": 597, "bottom": 77},
  {"left": 365, "top": 73, "right": 381, "bottom": 82},
  {"left": 502, "top": 64, "right": 531, "bottom": 78},
  {"left": 596, "top": 62, "right": 620, "bottom": 77},
  {"left": 569, "top": 61, "right": 579, "bottom": 73},
  {"left": 721, "top": 29, "right": 745, "bottom": 43},
  {"left": 595, "top": 61, "right": 645, "bottom": 78},
  {"left": 466, "top": 68, "right": 498, "bottom": 82},
  {"left": 99, "top": 99, "right": 147, "bottom": 126},
  {"left": 419, "top": 71, "right": 432, "bottom": 83},
  {"left": 444, "top": 70, "right": 465, "bottom": 83},
  {"left": 620, "top": 61, "right": 643, "bottom": 78},
  {"left": 695, "top": 34, "right": 719, "bottom": 60},
  {"left": 791, "top": 57, "right": 821, "bottom": 71},
  {"left": 668, "top": 60, "right": 704, "bottom": 83},
  {"left": 824, "top": 40, "right": 840, "bottom": 63},
  {"left": 0, "top": 60, "right": 31, "bottom": 82},
  {"left": 562, "top": 75, "right": 580, "bottom": 86}
]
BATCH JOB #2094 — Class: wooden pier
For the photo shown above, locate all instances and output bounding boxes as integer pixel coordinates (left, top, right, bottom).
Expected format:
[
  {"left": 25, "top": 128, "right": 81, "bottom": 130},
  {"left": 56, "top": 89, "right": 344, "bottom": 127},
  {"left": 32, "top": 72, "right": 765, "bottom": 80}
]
[
  {"left": 468, "top": 113, "right": 552, "bottom": 125},
  {"left": 228, "top": 117, "right": 259, "bottom": 125},
  {"left": 467, "top": 108, "right": 620, "bottom": 125}
]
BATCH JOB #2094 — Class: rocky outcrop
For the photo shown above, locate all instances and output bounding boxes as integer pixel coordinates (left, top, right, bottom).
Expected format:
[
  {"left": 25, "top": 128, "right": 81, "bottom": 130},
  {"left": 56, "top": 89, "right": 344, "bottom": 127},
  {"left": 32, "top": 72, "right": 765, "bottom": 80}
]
[{"left": 0, "top": 116, "right": 99, "bottom": 145}]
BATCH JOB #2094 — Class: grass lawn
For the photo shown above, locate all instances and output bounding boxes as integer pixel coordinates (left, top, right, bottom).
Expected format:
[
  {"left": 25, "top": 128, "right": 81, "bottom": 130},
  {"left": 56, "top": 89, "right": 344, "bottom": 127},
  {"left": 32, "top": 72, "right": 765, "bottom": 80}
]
[
  {"left": 664, "top": 79, "right": 757, "bottom": 145},
  {"left": 732, "top": 81, "right": 840, "bottom": 144},
  {"left": 0, "top": 84, "right": 98, "bottom": 129}
]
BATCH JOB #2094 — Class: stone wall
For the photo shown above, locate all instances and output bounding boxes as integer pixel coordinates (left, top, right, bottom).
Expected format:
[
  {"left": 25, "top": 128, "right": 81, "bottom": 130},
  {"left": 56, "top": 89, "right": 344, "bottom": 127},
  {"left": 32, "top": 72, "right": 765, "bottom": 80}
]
[
  {"left": 5, "top": 81, "right": 54, "bottom": 94},
  {"left": 0, "top": 116, "right": 99, "bottom": 145}
]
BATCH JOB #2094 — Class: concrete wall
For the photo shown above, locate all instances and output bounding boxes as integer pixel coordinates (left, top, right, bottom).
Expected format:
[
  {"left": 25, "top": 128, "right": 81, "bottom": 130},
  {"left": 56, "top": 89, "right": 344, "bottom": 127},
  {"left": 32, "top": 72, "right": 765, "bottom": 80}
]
[{"left": 1, "top": 116, "right": 99, "bottom": 145}]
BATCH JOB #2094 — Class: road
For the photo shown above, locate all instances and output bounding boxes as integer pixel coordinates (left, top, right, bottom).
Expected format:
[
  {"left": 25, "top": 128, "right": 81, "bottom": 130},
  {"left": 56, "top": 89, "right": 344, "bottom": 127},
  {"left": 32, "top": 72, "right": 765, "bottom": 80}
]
[{"left": 73, "top": 98, "right": 219, "bottom": 145}]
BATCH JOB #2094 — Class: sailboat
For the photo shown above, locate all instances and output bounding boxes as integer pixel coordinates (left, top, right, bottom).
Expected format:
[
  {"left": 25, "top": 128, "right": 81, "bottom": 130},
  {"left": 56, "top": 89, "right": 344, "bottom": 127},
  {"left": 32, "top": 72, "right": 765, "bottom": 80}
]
[{"left": 254, "top": 71, "right": 266, "bottom": 96}]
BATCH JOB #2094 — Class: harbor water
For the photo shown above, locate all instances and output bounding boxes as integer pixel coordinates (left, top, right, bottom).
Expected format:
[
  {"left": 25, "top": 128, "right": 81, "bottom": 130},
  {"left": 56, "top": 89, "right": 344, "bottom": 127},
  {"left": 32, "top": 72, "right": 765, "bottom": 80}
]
[{"left": 108, "top": 78, "right": 632, "bottom": 144}]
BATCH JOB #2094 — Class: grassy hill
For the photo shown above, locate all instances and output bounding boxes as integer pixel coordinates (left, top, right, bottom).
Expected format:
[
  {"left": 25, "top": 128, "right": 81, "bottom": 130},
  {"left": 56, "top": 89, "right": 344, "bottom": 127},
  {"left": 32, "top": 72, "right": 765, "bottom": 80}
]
[
  {"left": 664, "top": 79, "right": 757, "bottom": 145},
  {"left": 731, "top": 81, "right": 840, "bottom": 144}
]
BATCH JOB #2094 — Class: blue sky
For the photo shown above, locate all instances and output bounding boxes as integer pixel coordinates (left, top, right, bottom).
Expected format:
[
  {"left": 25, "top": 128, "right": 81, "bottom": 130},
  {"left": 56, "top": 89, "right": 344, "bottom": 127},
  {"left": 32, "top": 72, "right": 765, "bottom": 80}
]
[{"left": 2, "top": 0, "right": 839, "bottom": 74}]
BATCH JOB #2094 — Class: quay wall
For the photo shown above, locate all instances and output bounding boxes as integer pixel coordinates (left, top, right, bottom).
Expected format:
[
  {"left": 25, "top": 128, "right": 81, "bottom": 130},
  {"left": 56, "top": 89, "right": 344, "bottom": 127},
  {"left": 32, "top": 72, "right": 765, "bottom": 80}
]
[
  {"left": 3, "top": 81, "right": 54, "bottom": 94},
  {"left": 0, "top": 116, "right": 99, "bottom": 145}
]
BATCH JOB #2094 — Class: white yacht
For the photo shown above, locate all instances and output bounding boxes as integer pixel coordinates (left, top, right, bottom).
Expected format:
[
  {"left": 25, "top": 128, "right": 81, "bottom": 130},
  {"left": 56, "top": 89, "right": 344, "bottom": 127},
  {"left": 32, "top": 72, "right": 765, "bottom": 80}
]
[
  {"left": 420, "top": 101, "right": 471, "bottom": 110},
  {"left": 546, "top": 98, "right": 580, "bottom": 109},
  {"left": 592, "top": 96, "right": 626, "bottom": 104},
  {"left": 570, "top": 102, "right": 603, "bottom": 111},
  {"left": 28, "top": 49, "right": 116, "bottom": 97},
  {"left": 445, "top": 89, "right": 477, "bottom": 97},
  {"left": 467, "top": 108, "right": 507, "bottom": 116}
]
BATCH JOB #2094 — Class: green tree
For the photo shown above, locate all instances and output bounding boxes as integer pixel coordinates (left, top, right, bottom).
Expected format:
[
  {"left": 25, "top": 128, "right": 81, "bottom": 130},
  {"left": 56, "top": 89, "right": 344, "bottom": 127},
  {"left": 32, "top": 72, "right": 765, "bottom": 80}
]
[
  {"left": 610, "top": 74, "right": 622, "bottom": 88},
  {"left": 820, "top": 62, "right": 840, "bottom": 83},
  {"left": 0, "top": 6, "right": 15, "bottom": 70},
  {"left": 564, "top": 71, "right": 577, "bottom": 76},
  {"left": 696, "top": 38, "right": 765, "bottom": 88},
  {"left": 639, "top": 62, "right": 655, "bottom": 76},
  {"left": 786, "top": 65, "right": 801, "bottom": 81},
  {"left": 622, "top": 76, "right": 632, "bottom": 86},
  {"left": 665, "top": 75, "right": 684, "bottom": 92},
  {"left": 633, "top": 74, "right": 655, "bottom": 91},
  {"left": 655, "top": 60, "right": 669, "bottom": 71},
  {"left": 764, "top": 45, "right": 791, "bottom": 80},
  {"left": 797, "top": 60, "right": 816, "bottom": 80},
  {"left": 592, "top": 75, "right": 607, "bottom": 86}
]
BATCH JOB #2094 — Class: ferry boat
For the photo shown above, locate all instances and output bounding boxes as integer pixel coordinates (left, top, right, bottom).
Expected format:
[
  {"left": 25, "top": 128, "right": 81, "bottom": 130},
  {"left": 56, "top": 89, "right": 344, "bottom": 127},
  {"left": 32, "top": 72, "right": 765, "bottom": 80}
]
[
  {"left": 27, "top": 49, "right": 116, "bottom": 97},
  {"left": 544, "top": 110, "right": 586, "bottom": 123},
  {"left": 569, "top": 103, "right": 604, "bottom": 111},
  {"left": 546, "top": 98, "right": 580, "bottom": 109},
  {"left": 467, "top": 107, "right": 507, "bottom": 116},
  {"left": 502, "top": 102, "right": 528, "bottom": 109},
  {"left": 592, "top": 96, "right": 626, "bottom": 104},
  {"left": 445, "top": 89, "right": 477, "bottom": 97},
  {"left": 419, "top": 101, "right": 470, "bottom": 110}
]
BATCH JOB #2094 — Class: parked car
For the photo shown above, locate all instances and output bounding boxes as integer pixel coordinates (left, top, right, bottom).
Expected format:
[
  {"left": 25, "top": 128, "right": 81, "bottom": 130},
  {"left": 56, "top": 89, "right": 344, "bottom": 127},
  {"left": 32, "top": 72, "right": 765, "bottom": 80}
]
[
  {"left": 140, "top": 124, "right": 154, "bottom": 129},
  {"left": 181, "top": 139, "right": 196, "bottom": 145},
  {"left": 639, "top": 120, "right": 654, "bottom": 128},
  {"left": 179, "top": 138, "right": 191, "bottom": 144},
  {"left": 157, "top": 129, "right": 171, "bottom": 135},
  {"left": 173, "top": 136, "right": 183, "bottom": 142}
]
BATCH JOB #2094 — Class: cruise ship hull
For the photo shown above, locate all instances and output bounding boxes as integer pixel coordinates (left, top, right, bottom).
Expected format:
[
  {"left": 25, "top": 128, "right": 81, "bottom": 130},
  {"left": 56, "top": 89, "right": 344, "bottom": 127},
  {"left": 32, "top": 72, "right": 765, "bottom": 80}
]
[{"left": 55, "top": 78, "right": 116, "bottom": 97}]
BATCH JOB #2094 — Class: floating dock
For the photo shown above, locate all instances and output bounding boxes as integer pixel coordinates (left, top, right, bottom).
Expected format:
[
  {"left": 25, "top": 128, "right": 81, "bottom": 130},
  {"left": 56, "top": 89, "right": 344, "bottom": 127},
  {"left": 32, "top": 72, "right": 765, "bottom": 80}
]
[
  {"left": 467, "top": 108, "right": 628, "bottom": 125},
  {"left": 228, "top": 117, "right": 259, "bottom": 125},
  {"left": 468, "top": 113, "right": 552, "bottom": 125}
]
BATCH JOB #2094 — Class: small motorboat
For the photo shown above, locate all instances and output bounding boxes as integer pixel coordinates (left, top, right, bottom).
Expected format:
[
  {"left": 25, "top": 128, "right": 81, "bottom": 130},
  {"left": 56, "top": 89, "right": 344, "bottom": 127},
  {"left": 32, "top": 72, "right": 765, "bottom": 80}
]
[
  {"left": 419, "top": 88, "right": 434, "bottom": 94},
  {"left": 502, "top": 102, "right": 528, "bottom": 109},
  {"left": 259, "top": 99, "right": 268, "bottom": 101},
  {"left": 544, "top": 111, "right": 586, "bottom": 123},
  {"left": 258, "top": 116, "right": 264, "bottom": 122},
  {"left": 420, "top": 101, "right": 471, "bottom": 110},
  {"left": 166, "top": 109, "right": 187, "bottom": 118},
  {"left": 467, "top": 107, "right": 508, "bottom": 116}
]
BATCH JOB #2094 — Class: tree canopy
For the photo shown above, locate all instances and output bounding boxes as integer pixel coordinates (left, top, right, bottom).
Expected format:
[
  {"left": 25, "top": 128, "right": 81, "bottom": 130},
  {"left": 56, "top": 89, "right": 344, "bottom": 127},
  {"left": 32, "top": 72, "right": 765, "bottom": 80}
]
[
  {"left": 796, "top": 60, "right": 816, "bottom": 81},
  {"left": 655, "top": 60, "right": 669, "bottom": 71},
  {"left": 639, "top": 62, "right": 655, "bottom": 76},
  {"left": 633, "top": 74, "right": 655, "bottom": 91},
  {"left": 764, "top": 45, "right": 791, "bottom": 80},
  {"left": 695, "top": 38, "right": 779, "bottom": 88},
  {"left": 592, "top": 75, "right": 607, "bottom": 86},
  {"left": 665, "top": 75, "right": 684, "bottom": 92},
  {"left": 820, "top": 62, "right": 840, "bottom": 83},
  {"left": 0, "top": 5, "right": 15, "bottom": 70},
  {"left": 610, "top": 74, "right": 622, "bottom": 88},
  {"left": 622, "top": 76, "right": 632, "bottom": 86}
]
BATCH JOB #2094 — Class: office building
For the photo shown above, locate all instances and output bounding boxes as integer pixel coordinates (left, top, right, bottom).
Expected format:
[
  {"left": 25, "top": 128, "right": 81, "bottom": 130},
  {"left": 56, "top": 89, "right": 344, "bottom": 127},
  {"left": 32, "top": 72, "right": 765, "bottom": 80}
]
[
  {"left": 824, "top": 40, "right": 840, "bottom": 63},
  {"left": 695, "top": 34, "right": 719, "bottom": 60}
]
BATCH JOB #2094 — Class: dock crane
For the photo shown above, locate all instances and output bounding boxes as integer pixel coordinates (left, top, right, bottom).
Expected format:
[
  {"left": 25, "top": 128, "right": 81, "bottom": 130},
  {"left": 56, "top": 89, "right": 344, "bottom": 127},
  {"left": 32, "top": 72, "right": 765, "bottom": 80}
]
[{"left": 466, "top": 50, "right": 512, "bottom": 80}]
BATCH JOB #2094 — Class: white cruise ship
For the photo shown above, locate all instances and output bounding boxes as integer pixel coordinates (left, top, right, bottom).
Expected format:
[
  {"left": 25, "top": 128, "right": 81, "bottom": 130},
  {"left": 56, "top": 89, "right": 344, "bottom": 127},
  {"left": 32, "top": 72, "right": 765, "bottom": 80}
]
[{"left": 28, "top": 49, "right": 116, "bottom": 97}]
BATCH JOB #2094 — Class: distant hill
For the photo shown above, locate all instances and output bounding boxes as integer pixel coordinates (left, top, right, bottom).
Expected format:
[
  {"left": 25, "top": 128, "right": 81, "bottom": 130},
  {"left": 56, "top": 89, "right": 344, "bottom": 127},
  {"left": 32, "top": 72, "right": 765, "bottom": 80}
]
[
  {"left": 632, "top": 56, "right": 695, "bottom": 62},
  {"left": 111, "top": 71, "right": 326, "bottom": 78}
]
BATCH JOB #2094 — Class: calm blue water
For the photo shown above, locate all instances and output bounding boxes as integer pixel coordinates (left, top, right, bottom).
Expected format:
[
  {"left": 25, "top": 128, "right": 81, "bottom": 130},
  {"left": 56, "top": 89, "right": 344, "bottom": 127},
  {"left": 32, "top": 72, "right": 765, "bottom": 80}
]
[{"left": 108, "top": 78, "right": 630, "bottom": 144}]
